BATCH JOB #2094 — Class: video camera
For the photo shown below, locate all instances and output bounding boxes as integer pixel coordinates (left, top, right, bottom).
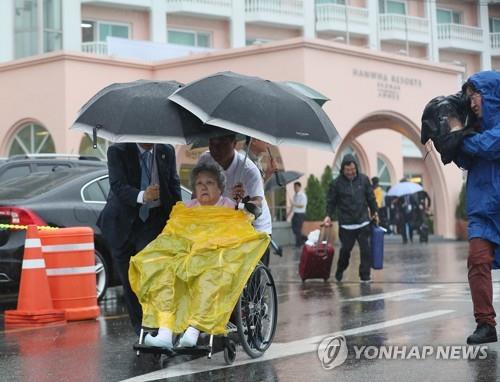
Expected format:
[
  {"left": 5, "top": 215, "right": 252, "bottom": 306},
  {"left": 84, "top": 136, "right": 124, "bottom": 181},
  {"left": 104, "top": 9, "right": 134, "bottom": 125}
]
[{"left": 421, "top": 90, "right": 477, "bottom": 164}]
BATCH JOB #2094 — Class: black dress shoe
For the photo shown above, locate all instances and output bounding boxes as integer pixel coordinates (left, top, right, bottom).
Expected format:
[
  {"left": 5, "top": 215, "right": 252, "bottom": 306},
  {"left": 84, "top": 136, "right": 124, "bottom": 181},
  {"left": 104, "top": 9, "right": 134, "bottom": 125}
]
[
  {"left": 466, "top": 323, "right": 498, "bottom": 345},
  {"left": 335, "top": 270, "right": 343, "bottom": 282}
]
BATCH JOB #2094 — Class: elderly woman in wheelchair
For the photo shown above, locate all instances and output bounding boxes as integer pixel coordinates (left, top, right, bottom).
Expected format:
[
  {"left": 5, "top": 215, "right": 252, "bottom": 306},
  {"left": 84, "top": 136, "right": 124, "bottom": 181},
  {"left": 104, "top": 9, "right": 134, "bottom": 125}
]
[{"left": 129, "top": 162, "right": 277, "bottom": 359}]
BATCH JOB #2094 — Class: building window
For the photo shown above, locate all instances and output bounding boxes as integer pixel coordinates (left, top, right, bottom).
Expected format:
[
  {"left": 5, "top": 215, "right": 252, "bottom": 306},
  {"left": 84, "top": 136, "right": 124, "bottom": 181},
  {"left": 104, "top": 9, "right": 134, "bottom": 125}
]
[
  {"left": 8, "top": 123, "right": 55, "bottom": 156},
  {"left": 14, "top": 0, "right": 62, "bottom": 59},
  {"left": 377, "top": 155, "right": 392, "bottom": 191},
  {"left": 43, "top": 0, "right": 62, "bottom": 52},
  {"left": 168, "top": 29, "right": 212, "bottom": 48},
  {"left": 437, "top": 8, "right": 461, "bottom": 24},
  {"left": 14, "top": 0, "right": 38, "bottom": 58},
  {"left": 402, "top": 136, "right": 422, "bottom": 158},
  {"left": 79, "top": 135, "right": 110, "bottom": 161},
  {"left": 81, "top": 20, "right": 130, "bottom": 43},
  {"left": 490, "top": 17, "right": 500, "bottom": 33},
  {"left": 379, "top": 0, "right": 406, "bottom": 15}
]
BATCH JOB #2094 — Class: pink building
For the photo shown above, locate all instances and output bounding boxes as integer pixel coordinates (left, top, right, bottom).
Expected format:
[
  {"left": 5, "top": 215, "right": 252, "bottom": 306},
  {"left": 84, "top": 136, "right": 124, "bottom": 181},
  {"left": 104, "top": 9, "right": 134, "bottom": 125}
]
[{"left": 1, "top": 0, "right": 489, "bottom": 239}]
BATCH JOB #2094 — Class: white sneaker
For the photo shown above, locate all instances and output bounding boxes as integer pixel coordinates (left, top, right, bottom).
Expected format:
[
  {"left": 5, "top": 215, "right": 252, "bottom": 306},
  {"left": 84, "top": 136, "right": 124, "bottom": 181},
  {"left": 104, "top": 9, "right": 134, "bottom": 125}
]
[
  {"left": 178, "top": 327, "right": 200, "bottom": 347},
  {"left": 144, "top": 333, "right": 173, "bottom": 349},
  {"left": 360, "top": 278, "right": 372, "bottom": 284}
]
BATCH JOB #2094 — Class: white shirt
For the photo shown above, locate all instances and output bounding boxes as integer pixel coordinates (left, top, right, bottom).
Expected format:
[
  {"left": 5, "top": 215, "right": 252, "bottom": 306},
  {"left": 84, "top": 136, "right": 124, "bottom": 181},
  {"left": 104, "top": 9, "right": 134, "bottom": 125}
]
[
  {"left": 292, "top": 191, "right": 307, "bottom": 214},
  {"left": 341, "top": 221, "right": 370, "bottom": 230},
  {"left": 198, "top": 150, "right": 272, "bottom": 235}
]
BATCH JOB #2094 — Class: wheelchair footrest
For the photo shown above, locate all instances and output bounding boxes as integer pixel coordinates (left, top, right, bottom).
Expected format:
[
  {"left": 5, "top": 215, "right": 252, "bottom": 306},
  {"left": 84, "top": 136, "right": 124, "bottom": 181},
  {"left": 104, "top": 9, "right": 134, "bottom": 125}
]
[{"left": 133, "top": 343, "right": 211, "bottom": 356}]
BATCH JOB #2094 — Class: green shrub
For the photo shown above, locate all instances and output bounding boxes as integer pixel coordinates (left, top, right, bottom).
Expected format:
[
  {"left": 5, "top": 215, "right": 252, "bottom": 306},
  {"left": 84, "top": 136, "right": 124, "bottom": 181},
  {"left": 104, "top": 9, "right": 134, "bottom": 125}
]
[
  {"left": 320, "top": 165, "right": 333, "bottom": 197},
  {"left": 320, "top": 165, "right": 338, "bottom": 221},
  {"left": 455, "top": 182, "right": 467, "bottom": 220},
  {"left": 305, "top": 174, "right": 326, "bottom": 221}
]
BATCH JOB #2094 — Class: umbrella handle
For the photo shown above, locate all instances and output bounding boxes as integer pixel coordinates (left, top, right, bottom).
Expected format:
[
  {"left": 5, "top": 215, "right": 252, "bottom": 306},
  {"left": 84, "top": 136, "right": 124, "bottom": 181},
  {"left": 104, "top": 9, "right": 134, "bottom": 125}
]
[
  {"left": 267, "top": 147, "right": 283, "bottom": 187},
  {"left": 274, "top": 170, "right": 283, "bottom": 187}
]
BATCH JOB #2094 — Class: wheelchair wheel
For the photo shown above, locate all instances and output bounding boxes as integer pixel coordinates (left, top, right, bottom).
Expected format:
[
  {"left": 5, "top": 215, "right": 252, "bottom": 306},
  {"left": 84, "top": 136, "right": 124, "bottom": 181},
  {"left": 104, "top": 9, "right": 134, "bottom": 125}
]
[
  {"left": 235, "top": 263, "right": 278, "bottom": 358},
  {"left": 224, "top": 338, "right": 237, "bottom": 365}
]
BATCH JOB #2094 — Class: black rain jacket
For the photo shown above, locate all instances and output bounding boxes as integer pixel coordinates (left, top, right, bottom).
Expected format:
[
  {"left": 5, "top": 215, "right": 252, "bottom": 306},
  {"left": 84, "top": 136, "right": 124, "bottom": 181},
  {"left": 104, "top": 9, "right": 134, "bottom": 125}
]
[{"left": 326, "top": 154, "right": 377, "bottom": 226}]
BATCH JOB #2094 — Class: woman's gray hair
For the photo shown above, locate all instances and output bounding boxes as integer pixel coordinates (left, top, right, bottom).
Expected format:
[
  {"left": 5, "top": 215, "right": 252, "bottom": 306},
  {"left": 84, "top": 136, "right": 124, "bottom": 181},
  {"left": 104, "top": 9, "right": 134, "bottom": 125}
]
[{"left": 190, "top": 162, "right": 226, "bottom": 194}]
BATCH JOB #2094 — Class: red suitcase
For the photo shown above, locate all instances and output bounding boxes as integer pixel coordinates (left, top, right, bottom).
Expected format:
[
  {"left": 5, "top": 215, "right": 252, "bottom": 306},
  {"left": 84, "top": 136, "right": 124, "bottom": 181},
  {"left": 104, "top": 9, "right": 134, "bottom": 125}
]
[{"left": 299, "top": 226, "right": 335, "bottom": 282}]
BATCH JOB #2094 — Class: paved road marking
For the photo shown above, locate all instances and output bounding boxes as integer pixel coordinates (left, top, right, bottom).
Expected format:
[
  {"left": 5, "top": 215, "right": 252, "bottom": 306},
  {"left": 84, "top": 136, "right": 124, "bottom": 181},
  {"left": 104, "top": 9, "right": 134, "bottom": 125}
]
[
  {"left": 121, "top": 309, "right": 454, "bottom": 382},
  {"left": 341, "top": 288, "right": 432, "bottom": 302}
]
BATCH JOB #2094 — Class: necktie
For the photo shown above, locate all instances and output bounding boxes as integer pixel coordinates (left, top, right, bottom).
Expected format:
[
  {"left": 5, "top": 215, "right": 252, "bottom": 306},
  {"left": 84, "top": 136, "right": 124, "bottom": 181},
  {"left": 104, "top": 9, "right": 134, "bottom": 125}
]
[
  {"left": 140, "top": 151, "right": 151, "bottom": 191},
  {"left": 139, "top": 151, "right": 151, "bottom": 222}
]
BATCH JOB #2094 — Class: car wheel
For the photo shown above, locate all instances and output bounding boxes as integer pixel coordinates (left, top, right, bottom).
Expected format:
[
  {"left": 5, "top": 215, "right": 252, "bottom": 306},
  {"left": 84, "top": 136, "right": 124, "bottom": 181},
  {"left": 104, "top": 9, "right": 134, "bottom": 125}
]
[{"left": 95, "top": 249, "right": 109, "bottom": 301}]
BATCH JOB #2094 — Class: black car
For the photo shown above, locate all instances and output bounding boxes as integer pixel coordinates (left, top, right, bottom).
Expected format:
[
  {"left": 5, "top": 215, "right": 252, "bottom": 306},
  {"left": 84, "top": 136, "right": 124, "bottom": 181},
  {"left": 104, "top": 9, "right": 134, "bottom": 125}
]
[
  {"left": 0, "top": 166, "right": 191, "bottom": 301},
  {"left": 0, "top": 154, "right": 106, "bottom": 183}
]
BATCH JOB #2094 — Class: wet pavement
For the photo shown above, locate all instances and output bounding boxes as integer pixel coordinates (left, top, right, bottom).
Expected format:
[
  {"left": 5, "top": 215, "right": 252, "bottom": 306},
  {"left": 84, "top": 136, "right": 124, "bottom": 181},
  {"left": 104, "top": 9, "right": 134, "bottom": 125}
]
[{"left": 1, "top": 236, "right": 500, "bottom": 382}]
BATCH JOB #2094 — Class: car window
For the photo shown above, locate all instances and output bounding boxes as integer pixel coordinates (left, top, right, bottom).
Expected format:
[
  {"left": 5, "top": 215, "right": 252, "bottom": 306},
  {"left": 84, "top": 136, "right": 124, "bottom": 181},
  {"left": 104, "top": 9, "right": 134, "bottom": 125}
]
[
  {"left": 97, "top": 175, "right": 191, "bottom": 203},
  {"left": 97, "top": 178, "right": 110, "bottom": 198},
  {"left": 0, "top": 170, "right": 89, "bottom": 200},
  {"left": 82, "top": 179, "right": 106, "bottom": 202},
  {"left": 0, "top": 165, "right": 31, "bottom": 182}
]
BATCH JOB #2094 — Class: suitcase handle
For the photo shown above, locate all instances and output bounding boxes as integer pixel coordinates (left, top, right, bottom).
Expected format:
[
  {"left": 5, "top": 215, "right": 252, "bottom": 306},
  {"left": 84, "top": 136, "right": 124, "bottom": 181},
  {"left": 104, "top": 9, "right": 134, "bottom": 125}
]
[{"left": 316, "top": 224, "right": 332, "bottom": 256}]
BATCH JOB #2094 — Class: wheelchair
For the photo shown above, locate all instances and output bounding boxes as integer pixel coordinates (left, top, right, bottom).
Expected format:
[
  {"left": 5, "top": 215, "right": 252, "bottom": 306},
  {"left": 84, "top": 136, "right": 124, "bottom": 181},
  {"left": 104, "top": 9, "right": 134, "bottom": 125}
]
[{"left": 133, "top": 262, "right": 278, "bottom": 365}]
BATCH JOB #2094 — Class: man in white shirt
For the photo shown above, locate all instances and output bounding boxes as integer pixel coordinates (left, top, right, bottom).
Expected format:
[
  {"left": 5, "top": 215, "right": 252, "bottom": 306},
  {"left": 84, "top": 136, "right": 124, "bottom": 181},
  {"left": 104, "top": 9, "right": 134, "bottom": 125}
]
[
  {"left": 290, "top": 181, "right": 308, "bottom": 247},
  {"left": 197, "top": 134, "right": 273, "bottom": 264}
]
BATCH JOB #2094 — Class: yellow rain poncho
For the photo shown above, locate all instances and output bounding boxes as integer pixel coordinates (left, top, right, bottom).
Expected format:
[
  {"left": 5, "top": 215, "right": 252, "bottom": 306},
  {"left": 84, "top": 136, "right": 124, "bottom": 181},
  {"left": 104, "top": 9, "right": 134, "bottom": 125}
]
[{"left": 129, "top": 202, "right": 270, "bottom": 335}]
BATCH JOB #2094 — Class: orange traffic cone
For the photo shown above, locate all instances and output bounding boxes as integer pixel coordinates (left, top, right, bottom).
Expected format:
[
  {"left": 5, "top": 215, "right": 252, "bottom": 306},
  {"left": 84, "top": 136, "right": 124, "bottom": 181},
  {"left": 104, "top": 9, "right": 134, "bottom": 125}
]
[{"left": 4, "top": 225, "right": 66, "bottom": 328}]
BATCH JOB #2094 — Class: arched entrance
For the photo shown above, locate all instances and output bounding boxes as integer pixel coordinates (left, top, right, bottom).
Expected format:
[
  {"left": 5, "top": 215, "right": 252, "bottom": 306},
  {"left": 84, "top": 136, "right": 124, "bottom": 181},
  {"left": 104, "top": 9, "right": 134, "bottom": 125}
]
[{"left": 335, "top": 111, "right": 451, "bottom": 237}]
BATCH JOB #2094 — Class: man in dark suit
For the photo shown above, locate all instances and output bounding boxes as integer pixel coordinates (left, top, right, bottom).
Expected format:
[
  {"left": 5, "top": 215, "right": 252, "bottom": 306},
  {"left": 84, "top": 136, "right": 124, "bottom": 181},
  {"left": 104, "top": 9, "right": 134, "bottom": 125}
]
[{"left": 97, "top": 142, "right": 181, "bottom": 334}]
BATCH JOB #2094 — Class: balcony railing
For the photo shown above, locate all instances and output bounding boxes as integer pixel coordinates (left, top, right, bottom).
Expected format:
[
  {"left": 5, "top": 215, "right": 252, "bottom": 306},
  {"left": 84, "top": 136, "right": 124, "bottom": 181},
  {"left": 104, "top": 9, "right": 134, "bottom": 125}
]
[
  {"left": 166, "top": 0, "right": 232, "bottom": 17},
  {"left": 437, "top": 23, "right": 484, "bottom": 52},
  {"left": 167, "top": 0, "right": 231, "bottom": 5},
  {"left": 437, "top": 23, "right": 483, "bottom": 43},
  {"left": 490, "top": 32, "right": 500, "bottom": 49},
  {"left": 245, "top": 0, "right": 303, "bottom": 26},
  {"left": 81, "top": 42, "right": 108, "bottom": 55},
  {"left": 379, "top": 14, "right": 429, "bottom": 35},
  {"left": 316, "top": 3, "right": 369, "bottom": 34}
]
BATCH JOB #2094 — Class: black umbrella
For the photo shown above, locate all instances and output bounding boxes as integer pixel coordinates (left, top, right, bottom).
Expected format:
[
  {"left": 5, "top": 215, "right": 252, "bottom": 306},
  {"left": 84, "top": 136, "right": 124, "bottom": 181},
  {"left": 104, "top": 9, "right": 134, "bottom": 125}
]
[
  {"left": 169, "top": 72, "right": 341, "bottom": 152},
  {"left": 279, "top": 81, "right": 330, "bottom": 107},
  {"left": 265, "top": 170, "right": 304, "bottom": 192},
  {"left": 71, "top": 80, "right": 205, "bottom": 145}
]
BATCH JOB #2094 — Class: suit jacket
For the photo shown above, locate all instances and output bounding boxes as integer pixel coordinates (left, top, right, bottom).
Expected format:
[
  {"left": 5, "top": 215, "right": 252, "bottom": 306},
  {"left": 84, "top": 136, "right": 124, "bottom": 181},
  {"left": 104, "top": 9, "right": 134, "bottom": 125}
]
[{"left": 97, "top": 143, "right": 181, "bottom": 250}]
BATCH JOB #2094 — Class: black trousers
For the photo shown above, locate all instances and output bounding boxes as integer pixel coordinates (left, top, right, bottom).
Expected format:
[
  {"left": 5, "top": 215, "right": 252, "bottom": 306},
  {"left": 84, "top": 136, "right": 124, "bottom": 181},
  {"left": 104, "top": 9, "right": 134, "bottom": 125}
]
[
  {"left": 291, "top": 213, "right": 306, "bottom": 246},
  {"left": 337, "top": 225, "right": 371, "bottom": 280},
  {"left": 400, "top": 221, "right": 413, "bottom": 243},
  {"left": 111, "top": 210, "right": 164, "bottom": 335}
]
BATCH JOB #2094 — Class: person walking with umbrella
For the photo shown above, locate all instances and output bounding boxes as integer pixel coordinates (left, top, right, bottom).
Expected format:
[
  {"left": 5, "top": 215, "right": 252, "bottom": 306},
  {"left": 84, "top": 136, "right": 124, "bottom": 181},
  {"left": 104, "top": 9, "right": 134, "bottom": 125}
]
[
  {"left": 398, "top": 192, "right": 418, "bottom": 244},
  {"left": 387, "top": 180, "right": 423, "bottom": 244},
  {"left": 323, "top": 154, "right": 378, "bottom": 283}
]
